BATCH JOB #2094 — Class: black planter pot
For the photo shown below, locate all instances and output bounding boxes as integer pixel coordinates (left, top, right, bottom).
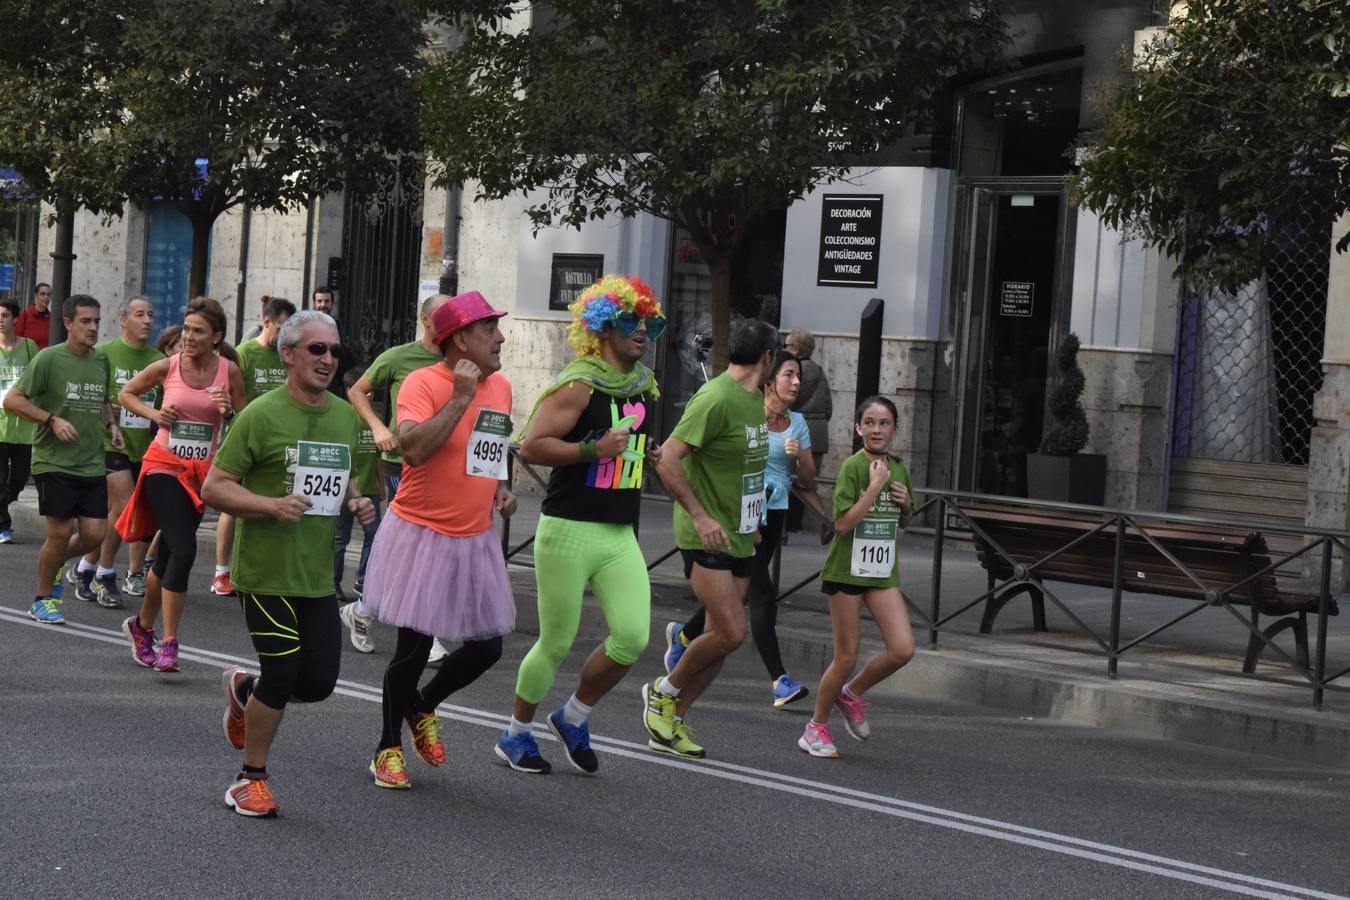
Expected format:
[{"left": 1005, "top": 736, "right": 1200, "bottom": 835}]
[{"left": 1025, "top": 453, "right": 1107, "bottom": 506}]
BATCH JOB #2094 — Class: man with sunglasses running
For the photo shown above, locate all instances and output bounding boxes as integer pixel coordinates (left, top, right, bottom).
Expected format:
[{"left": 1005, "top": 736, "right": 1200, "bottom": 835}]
[{"left": 494, "top": 276, "right": 666, "bottom": 774}]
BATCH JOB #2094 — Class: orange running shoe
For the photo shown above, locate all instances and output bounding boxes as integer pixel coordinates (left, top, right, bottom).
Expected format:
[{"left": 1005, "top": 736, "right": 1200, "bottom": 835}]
[
  {"left": 406, "top": 711, "right": 446, "bottom": 767},
  {"left": 222, "top": 666, "right": 250, "bottom": 750},
  {"left": 370, "top": 747, "right": 411, "bottom": 789},
  {"left": 224, "top": 775, "right": 279, "bottom": 818}
]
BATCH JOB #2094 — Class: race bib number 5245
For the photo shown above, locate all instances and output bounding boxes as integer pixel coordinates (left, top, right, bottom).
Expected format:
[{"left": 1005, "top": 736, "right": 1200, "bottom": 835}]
[{"left": 294, "top": 441, "right": 351, "bottom": 516}]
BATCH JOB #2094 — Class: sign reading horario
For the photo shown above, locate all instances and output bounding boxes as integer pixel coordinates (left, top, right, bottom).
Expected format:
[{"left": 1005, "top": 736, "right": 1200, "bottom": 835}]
[{"left": 816, "top": 194, "right": 884, "bottom": 289}]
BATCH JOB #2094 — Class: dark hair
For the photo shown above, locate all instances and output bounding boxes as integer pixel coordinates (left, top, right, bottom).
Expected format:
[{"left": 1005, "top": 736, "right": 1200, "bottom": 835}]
[
  {"left": 767, "top": 350, "right": 799, "bottom": 381},
  {"left": 313, "top": 285, "right": 333, "bottom": 299},
  {"left": 62, "top": 294, "right": 100, "bottom": 319},
  {"left": 155, "top": 324, "right": 183, "bottom": 355},
  {"left": 34, "top": 282, "right": 51, "bottom": 292},
  {"left": 263, "top": 297, "right": 296, "bottom": 321},
  {"left": 184, "top": 297, "right": 239, "bottom": 363},
  {"left": 854, "top": 395, "right": 898, "bottom": 425},
  {"left": 727, "top": 318, "right": 780, "bottom": 365},
  {"left": 0, "top": 299, "right": 19, "bottom": 318}
]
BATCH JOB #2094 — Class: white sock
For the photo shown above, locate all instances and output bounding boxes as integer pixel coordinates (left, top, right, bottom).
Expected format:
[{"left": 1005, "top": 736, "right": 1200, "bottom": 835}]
[
  {"left": 77, "top": 558, "right": 96, "bottom": 574},
  {"left": 507, "top": 717, "right": 532, "bottom": 737},
  {"left": 842, "top": 683, "right": 860, "bottom": 701},
  {"left": 214, "top": 564, "right": 229, "bottom": 576},
  {"left": 96, "top": 566, "right": 116, "bottom": 579},
  {"left": 658, "top": 676, "right": 681, "bottom": 697},
  {"left": 353, "top": 599, "right": 372, "bottom": 618},
  {"left": 562, "top": 693, "right": 592, "bottom": 726}
]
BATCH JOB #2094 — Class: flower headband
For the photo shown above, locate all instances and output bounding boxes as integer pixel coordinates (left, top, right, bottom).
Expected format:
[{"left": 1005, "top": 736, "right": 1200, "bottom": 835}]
[{"left": 566, "top": 274, "right": 666, "bottom": 357}]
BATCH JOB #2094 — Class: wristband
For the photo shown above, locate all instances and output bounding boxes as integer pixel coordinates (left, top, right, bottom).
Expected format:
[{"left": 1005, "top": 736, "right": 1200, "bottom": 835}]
[
  {"left": 578, "top": 439, "right": 598, "bottom": 463},
  {"left": 44, "top": 413, "right": 54, "bottom": 429}
]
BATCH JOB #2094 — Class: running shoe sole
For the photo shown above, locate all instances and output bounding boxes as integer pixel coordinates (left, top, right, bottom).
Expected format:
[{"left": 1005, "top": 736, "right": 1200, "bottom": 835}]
[
  {"left": 645, "top": 737, "right": 706, "bottom": 760},
  {"left": 546, "top": 715, "right": 598, "bottom": 775},
  {"left": 121, "top": 617, "right": 155, "bottom": 667},
  {"left": 663, "top": 622, "right": 681, "bottom": 674},
  {"left": 798, "top": 736, "right": 839, "bottom": 759},
  {"left": 773, "top": 685, "right": 810, "bottom": 708},
  {"left": 493, "top": 743, "right": 551, "bottom": 774}
]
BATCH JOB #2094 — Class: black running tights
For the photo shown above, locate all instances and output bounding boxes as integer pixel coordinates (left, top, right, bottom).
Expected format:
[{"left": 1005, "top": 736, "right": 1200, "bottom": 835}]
[{"left": 378, "top": 628, "right": 503, "bottom": 750}]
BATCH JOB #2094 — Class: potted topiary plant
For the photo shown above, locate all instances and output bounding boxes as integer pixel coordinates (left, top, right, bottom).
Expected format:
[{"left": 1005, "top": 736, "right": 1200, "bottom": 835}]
[{"left": 1026, "top": 333, "right": 1107, "bottom": 505}]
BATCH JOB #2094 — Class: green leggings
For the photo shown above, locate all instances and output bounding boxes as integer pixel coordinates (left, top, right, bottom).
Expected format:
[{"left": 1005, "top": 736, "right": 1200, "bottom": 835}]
[{"left": 515, "top": 514, "right": 651, "bottom": 704}]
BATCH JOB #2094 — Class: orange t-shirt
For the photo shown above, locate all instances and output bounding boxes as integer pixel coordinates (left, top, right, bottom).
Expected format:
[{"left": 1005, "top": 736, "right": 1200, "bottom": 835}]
[{"left": 392, "top": 365, "right": 513, "bottom": 537}]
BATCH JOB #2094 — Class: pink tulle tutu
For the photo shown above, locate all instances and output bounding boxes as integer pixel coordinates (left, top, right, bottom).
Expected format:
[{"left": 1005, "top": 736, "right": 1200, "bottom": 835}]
[{"left": 361, "top": 509, "right": 516, "bottom": 641}]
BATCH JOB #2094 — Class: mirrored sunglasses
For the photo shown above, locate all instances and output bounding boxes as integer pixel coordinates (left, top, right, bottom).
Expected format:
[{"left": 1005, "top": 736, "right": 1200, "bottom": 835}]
[{"left": 613, "top": 312, "right": 667, "bottom": 341}]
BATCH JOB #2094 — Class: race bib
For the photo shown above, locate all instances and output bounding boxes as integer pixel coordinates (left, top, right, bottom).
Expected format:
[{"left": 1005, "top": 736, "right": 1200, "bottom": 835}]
[
  {"left": 738, "top": 471, "right": 765, "bottom": 534},
  {"left": 851, "top": 517, "right": 898, "bottom": 578},
  {"left": 294, "top": 440, "right": 351, "bottom": 516},
  {"left": 119, "top": 392, "right": 156, "bottom": 429},
  {"left": 466, "top": 409, "right": 510, "bottom": 479},
  {"left": 168, "top": 421, "right": 214, "bottom": 461}
]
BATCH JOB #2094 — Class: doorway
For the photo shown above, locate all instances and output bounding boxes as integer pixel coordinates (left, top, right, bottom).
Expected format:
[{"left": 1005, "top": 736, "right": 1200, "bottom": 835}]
[{"left": 951, "top": 180, "right": 1074, "bottom": 496}]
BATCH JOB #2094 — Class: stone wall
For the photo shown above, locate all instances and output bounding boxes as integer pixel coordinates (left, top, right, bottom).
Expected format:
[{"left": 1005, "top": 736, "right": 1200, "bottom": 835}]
[
  {"left": 1076, "top": 347, "right": 1173, "bottom": 510},
  {"left": 36, "top": 204, "right": 145, "bottom": 342}
]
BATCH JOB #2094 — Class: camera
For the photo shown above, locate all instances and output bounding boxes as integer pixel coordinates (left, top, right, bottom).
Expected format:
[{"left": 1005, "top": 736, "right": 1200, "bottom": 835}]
[{"left": 692, "top": 332, "right": 713, "bottom": 360}]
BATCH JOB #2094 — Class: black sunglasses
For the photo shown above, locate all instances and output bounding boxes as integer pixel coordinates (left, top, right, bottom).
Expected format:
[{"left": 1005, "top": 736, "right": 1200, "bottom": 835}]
[{"left": 302, "top": 342, "right": 343, "bottom": 358}]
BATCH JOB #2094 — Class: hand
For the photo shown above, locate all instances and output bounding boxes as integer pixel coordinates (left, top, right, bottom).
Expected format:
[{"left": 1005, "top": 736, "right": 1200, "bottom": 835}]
[
  {"left": 645, "top": 441, "right": 663, "bottom": 465},
  {"left": 50, "top": 416, "right": 78, "bottom": 442},
  {"left": 272, "top": 493, "right": 312, "bottom": 522},
  {"left": 349, "top": 496, "right": 376, "bottom": 526},
  {"left": 783, "top": 437, "right": 800, "bottom": 458},
  {"left": 819, "top": 522, "right": 834, "bottom": 545},
  {"left": 373, "top": 424, "right": 399, "bottom": 453},
  {"left": 595, "top": 427, "right": 631, "bottom": 459},
  {"left": 208, "top": 387, "right": 232, "bottom": 417},
  {"left": 156, "top": 404, "right": 180, "bottom": 428},
  {"left": 693, "top": 512, "right": 729, "bottom": 553},
  {"left": 494, "top": 485, "right": 518, "bottom": 518},
  {"left": 868, "top": 457, "right": 890, "bottom": 491},
  {"left": 452, "top": 359, "right": 482, "bottom": 399},
  {"left": 890, "top": 481, "right": 910, "bottom": 511},
  {"left": 109, "top": 425, "right": 125, "bottom": 451}
]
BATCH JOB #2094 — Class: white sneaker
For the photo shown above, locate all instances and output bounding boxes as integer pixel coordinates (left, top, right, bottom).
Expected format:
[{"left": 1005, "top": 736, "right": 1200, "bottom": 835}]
[
  {"left": 427, "top": 637, "right": 449, "bottom": 666},
  {"left": 338, "top": 601, "right": 376, "bottom": 654}
]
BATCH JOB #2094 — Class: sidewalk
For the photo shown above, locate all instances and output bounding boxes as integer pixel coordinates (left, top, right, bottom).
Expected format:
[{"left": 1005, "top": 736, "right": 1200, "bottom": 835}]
[{"left": 9, "top": 487, "right": 1350, "bottom": 768}]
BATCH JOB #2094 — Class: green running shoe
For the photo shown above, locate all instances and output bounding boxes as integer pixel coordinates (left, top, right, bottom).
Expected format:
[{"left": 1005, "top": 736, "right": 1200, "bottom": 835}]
[
  {"left": 641, "top": 677, "right": 677, "bottom": 744},
  {"left": 649, "top": 718, "right": 705, "bottom": 759}
]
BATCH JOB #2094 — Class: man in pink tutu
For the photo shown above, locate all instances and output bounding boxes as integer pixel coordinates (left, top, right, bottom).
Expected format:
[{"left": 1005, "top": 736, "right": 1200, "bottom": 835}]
[{"left": 359, "top": 291, "right": 518, "bottom": 789}]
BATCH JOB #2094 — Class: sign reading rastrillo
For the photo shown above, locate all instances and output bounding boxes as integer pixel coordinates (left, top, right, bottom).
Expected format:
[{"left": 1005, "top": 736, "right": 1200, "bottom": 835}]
[{"left": 817, "top": 194, "right": 883, "bottom": 289}]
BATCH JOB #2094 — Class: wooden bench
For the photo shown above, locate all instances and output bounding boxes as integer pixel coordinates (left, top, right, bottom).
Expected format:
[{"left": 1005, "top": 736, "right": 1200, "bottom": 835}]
[{"left": 961, "top": 504, "right": 1339, "bottom": 673}]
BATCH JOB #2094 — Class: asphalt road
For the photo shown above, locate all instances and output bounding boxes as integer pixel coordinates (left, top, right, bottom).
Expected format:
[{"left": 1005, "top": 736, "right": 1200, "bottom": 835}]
[{"left": 1, "top": 536, "right": 1348, "bottom": 900}]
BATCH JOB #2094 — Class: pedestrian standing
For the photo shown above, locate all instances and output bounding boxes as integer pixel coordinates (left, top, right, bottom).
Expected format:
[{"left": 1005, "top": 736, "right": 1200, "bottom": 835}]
[
  {"left": 786, "top": 329, "right": 832, "bottom": 532},
  {"left": 496, "top": 275, "right": 664, "bottom": 775},
  {"left": 3, "top": 295, "right": 122, "bottom": 625},
  {"left": 117, "top": 298, "right": 244, "bottom": 673},
  {"left": 0, "top": 299, "right": 39, "bottom": 544},
  {"left": 640, "top": 317, "right": 778, "bottom": 759},
  {"left": 15, "top": 282, "right": 54, "bottom": 349},
  {"left": 203, "top": 309, "right": 373, "bottom": 818},
  {"left": 359, "top": 291, "right": 516, "bottom": 790},
  {"left": 799, "top": 396, "right": 915, "bottom": 759}
]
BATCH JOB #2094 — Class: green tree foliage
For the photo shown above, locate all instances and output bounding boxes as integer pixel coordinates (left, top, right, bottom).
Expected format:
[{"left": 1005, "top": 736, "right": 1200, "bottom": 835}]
[
  {"left": 0, "top": 0, "right": 426, "bottom": 296},
  {"left": 1039, "top": 333, "right": 1089, "bottom": 456},
  {"left": 422, "top": 0, "right": 1006, "bottom": 366},
  {"left": 1074, "top": 0, "right": 1350, "bottom": 290}
]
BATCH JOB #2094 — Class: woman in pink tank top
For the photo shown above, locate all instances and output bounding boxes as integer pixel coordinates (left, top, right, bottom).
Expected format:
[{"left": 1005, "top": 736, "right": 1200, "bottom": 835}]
[{"left": 115, "top": 299, "right": 246, "bottom": 673}]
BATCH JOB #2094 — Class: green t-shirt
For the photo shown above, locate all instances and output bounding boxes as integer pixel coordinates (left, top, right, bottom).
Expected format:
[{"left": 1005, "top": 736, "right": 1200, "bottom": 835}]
[
  {"left": 354, "top": 425, "right": 380, "bottom": 496},
  {"left": 670, "top": 372, "right": 769, "bottom": 559},
  {"left": 99, "top": 338, "right": 164, "bottom": 461},
  {"left": 213, "top": 388, "right": 361, "bottom": 598},
  {"left": 236, "top": 339, "right": 287, "bottom": 404},
  {"left": 0, "top": 338, "right": 40, "bottom": 446},
  {"left": 14, "top": 343, "right": 110, "bottom": 477},
  {"left": 820, "top": 450, "right": 913, "bottom": 588},
  {"left": 363, "top": 340, "right": 441, "bottom": 463}
]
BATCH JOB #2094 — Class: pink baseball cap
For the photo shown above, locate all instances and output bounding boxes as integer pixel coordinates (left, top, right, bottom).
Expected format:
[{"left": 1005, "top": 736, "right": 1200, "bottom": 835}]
[{"left": 432, "top": 291, "right": 508, "bottom": 344}]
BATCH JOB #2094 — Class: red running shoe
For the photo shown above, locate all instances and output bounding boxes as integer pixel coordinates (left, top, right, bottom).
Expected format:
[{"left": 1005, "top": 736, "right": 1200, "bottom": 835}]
[
  {"left": 221, "top": 666, "right": 249, "bottom": 750},
  {"left": 224, "top": 775, "right": 278, "bottom": 818}
]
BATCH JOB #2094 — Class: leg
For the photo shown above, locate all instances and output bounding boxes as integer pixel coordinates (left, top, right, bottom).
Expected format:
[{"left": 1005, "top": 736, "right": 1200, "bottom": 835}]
[
  {"left": 380, "top": 627, "right": 435, "bottom": 749},
  {"left": 747, "top": 509, "right": 789, "bottom": 681},
  {"left": 848, "top": 588, "right": 916, "bottom": 695},
  {"left": 0, "top": 442, "right": 15, "bottom": 533},
  {"left": 94, "top": 467, "right": 135, "bottom": 569},
  {"left": 418, "top": 636, "right": 503, "bottom": 709},
  {"left": 238, "top": 593, "right": 308, "bottom": 770},
  {"left": 333, "top": 504, "right": 354, "bottom": 591},
  {"left": 354, "top": 497, "right": 381, "bottom": 586},
  {"left": 668, "top": 565, "right": 750, "bottom": 716},
  {"left": 810, "top": 592, "right": 863, "bottom": 724},
  {"left": 139, "top": 475, "right": 201, "bottom": 638},
  {"left": 576, "top": 529, "right": 651, "bottom": 707},
  {"left": 513, "top": 515, "right": 592, "bottom": 721},
  {"left": 37, "top": 516, "right": 76, "bottom": 595}
]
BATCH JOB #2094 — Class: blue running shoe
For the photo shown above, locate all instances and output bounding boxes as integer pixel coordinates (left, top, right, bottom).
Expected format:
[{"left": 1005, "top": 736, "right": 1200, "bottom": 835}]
[
  {"left": 69, "top": 565, "right": 95, "bottom": 603},
  {"left": 494, "top": 730, "right": 551, "bottom": 774},
  {"left": 663, "top": 621, "right": 687, "bottom": 674},
  {"left": 547, "top": 708, "right": 598, "bottom": 774},
  {"left": 772, "top": 673, "right": 809, "bottom": 708},
  {"left": 51, "top": 563, "right": 68, "bottom": 600},
  {"left": 29, "top": 597, "right": 65, "bottom": 625},
  {"left": 0, "top": 528, "right": 13, "bottom": 544}
]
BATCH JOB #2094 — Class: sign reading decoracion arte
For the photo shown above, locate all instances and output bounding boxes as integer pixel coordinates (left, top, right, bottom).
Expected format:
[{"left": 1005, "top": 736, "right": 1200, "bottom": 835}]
[
  {"left": 817, "top": 194, "right": 883, "bottom": 289},
  {"left": 549, "top": 254, "right": 605, "bottom": 311}
]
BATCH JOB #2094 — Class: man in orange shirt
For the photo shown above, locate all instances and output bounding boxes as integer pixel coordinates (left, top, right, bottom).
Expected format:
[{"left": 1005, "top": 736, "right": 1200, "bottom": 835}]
[
  {"left": 15, "top": 283, "right": 54, "bottom": 349},
  {"left": 357, "top": 291, "right": 518, "bottom": 789}
]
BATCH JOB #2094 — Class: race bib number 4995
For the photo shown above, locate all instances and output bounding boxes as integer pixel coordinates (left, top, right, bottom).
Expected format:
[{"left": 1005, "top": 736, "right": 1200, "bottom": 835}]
[{"left": 466, "top": 409, "right": 511, "bottom": 479}]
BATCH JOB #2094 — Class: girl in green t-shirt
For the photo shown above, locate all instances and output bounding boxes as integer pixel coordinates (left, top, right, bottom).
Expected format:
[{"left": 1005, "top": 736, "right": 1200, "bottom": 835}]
[{"left": 800, "top": 396, "right": 916, "bottom": 760}]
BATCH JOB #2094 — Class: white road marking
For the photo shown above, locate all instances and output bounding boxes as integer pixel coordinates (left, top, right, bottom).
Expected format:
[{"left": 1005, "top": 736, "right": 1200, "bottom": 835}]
[{"left": 3, "top": 606, "right": 1344, "bottom": 900}]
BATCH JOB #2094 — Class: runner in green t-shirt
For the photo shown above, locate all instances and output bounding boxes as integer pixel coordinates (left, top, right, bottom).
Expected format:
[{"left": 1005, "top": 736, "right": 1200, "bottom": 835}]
[
  {"left": 3, "top": 295, "right": 124, "bottom": 625},
  {"left": 640, "top": 317, "right": 778, "bottom": 759},
  {"left": 203, "top": 309, "right": 374, "bottom": 819},
  {"left": 72, "top": 297, "right": 164, "bottom": 608},
  {"left": 340, "top": 292, "right": 448, "bottom": 653},
  {"left": 799, "top": 396, "right": 916, "bottom": 760},
  {"left": 0, "top": 299, "right": 39, "bottom": 544},
  {"left": 213, "top": 296, "right": 295, "bottom": 598}
]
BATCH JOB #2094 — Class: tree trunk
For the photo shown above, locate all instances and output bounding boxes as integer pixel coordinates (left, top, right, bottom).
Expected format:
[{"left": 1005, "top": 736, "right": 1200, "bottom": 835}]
[
  {"left": 706, "top": 250, "right": 733, "bottom": 373},
  {"left": 48, "top": 200, "right": 76, "bottom": 345},
  {"left": 188, "top": 213, "right": 213, "bottom": 299}
]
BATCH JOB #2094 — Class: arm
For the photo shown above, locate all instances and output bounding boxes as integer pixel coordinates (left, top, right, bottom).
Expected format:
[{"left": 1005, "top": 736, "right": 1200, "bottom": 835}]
[
  {"left": 655, "top": 437, "right": 728, "bottom": 552},
  {"left": 3, "top": 385, "right": 80, "bottom": 442},
  {"left": 834, "top": 461, "right": 890, "bottom": 536},
  {"left": 119, "top": 358, "right": 172, "bottom": 425},
  {"left": 518, "top": 382, "right": 630, "bottom": 466},
  {"left": 103, "top": 400, "right": 124, "bottom": 450},
  {"left": 203, "top": 465, "right": 312, "bottom": 522},
  {"left": 347, "top": 373, "right": 399, "bottom": 453},
  {"left": 398, "top": 360, "right": 478, "bottom": 466},
  {"left": 344, "top": 468, "right": 377, "bottom": 525},
  {"left": 793, "top": 450, "right": 832, "bottom": 523}
]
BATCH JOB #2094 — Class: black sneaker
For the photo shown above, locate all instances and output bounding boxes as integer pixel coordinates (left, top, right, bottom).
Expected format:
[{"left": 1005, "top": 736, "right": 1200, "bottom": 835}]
[
  {"left": 71, "top": 567, "right": 96, "bottom": 603},
  {"left": 94, "top": 574, "right": 124, "bottom": 609}
]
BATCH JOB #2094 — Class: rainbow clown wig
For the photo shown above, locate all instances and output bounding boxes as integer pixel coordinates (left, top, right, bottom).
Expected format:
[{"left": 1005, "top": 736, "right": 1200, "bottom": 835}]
[{"left": 566, "top": 275, "right": 665, "bottom": 357}]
